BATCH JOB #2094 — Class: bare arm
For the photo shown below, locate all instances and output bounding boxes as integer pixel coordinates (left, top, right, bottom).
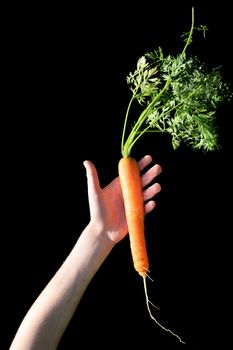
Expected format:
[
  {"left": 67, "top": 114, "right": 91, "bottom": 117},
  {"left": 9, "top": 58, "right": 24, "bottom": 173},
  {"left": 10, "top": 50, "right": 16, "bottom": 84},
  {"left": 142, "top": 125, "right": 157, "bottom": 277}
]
[{"left": 10, "top": 155, "right": 162, "bottom": 350}]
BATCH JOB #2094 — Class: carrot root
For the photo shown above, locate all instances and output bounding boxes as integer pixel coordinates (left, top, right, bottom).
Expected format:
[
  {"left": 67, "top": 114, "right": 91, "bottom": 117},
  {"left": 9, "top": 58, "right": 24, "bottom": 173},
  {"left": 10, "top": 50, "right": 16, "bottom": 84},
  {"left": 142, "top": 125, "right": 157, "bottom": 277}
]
[
  {"left": 118, "top": 157, "right": 149, "bottom": 276},
  {"left": 119, "top": 156, "right": 185, "bottom": 343}
]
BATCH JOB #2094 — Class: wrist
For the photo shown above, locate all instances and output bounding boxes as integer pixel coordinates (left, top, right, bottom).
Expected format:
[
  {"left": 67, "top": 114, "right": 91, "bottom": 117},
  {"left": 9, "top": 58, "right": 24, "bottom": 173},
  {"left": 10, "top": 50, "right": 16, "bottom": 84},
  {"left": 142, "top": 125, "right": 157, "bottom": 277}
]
[
  {"left": 87, "top": 220, "right": 117, "bottom": 248},
  {"left": 81, "top": 222, "right": 115, "bottom": 257}
]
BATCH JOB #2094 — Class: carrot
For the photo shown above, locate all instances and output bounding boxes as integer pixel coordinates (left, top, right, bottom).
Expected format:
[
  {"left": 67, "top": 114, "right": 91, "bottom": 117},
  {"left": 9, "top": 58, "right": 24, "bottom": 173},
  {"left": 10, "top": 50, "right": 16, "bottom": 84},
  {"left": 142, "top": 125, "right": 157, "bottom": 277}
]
[
  {"left": 116, "top": 7, "right": 230, "bottom": 343},
  {"left": 118, "top": 155, "right": 185, "bottom": 344},
  {"left": 118, "top": 156, "right": 148, "bottom": 277}
]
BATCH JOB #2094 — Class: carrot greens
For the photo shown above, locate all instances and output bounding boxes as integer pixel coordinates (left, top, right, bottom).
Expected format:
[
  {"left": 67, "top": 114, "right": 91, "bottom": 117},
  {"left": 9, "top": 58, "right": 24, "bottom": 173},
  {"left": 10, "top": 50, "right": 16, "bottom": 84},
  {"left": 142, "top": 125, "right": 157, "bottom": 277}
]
[{"left": 121, "top": 7, "right": 232, "bottom": 158}]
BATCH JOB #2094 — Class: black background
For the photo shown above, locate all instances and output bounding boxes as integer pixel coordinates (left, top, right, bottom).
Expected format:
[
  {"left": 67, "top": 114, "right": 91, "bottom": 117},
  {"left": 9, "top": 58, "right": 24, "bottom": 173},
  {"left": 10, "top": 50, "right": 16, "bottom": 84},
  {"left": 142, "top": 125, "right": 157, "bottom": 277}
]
[{"left": 2, "top": 1, "right": 233, "bottom": 349}]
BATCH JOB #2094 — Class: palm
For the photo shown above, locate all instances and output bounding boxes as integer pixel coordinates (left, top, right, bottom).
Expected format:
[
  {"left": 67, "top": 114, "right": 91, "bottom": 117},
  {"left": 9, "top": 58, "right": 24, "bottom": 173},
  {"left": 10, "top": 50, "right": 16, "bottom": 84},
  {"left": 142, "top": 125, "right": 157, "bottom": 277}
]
[
  {"left": 102, "top": 177, "right": 128, "bottom": 242},
  {"left": 84, "top": 155, "right": 162, "bottom": 244}
]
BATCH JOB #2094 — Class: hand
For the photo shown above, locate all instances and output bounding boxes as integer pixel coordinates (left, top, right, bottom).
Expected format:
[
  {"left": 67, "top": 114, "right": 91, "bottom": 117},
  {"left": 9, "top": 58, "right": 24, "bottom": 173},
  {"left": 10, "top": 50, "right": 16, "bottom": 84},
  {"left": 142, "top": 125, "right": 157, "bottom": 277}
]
[{"left": 83, "top": 155, "right": 162, "bottom": 244}]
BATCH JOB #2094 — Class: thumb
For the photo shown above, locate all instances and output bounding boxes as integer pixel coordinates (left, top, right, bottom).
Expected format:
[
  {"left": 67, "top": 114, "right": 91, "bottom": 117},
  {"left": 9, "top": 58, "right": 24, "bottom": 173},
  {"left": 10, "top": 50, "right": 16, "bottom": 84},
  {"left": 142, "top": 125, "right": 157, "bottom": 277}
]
[{"left": 83, "top": 160, "right": 101, "bottom": 199}]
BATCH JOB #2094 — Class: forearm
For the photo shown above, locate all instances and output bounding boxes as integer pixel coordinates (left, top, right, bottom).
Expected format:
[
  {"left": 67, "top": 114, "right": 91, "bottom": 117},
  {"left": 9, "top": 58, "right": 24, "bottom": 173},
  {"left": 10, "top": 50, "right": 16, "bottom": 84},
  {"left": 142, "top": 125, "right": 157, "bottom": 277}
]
[{"left": 10, "top": 223, "right": 114, "bottom": 350}]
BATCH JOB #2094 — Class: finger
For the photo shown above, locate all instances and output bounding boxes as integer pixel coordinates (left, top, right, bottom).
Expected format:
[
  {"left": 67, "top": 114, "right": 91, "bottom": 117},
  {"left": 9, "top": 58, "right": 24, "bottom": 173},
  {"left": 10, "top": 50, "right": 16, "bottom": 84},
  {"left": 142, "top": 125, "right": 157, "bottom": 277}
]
[
  {"left": 83, "top": 160, "right": 101, "bottom": 198},
  {"left": 144, "top": 200, "right": 156, "bottom": 214},
  {"left": 141, "top": 163, "right": 162, "bottom": 188},
  {"left": 138, "top": 155, "right": 153, "bottom": 171},
  {"left": 143, "top": 182, "right": 161, "bottom": 201}
]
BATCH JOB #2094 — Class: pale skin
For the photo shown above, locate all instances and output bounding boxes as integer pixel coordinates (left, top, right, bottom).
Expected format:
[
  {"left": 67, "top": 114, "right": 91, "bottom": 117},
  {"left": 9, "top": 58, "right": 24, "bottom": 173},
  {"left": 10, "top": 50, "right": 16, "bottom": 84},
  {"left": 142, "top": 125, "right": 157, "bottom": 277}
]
[{"left": 10, "top": 155, "right": 162, "bottom": 350}]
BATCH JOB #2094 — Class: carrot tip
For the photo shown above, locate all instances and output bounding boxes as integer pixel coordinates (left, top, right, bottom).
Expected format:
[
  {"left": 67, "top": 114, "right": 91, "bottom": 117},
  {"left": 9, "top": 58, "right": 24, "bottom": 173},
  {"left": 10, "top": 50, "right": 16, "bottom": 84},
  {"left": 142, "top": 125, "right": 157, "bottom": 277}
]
[{"left": 139, "top": 271, "right": 147, "bottom": 278}]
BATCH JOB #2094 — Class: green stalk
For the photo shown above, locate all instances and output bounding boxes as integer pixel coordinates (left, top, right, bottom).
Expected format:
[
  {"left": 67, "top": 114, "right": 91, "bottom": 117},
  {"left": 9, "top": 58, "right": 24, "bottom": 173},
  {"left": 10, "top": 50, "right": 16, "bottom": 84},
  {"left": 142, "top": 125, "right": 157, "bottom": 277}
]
[
  {"left": 121, "top": 76, "right": 172, "bottom": 157},
  {"left": 121, "top": 92, "right": 136, "bottom": 156},
  {"left": 181, "top": 7, "right": 195, "bottom": 57}
]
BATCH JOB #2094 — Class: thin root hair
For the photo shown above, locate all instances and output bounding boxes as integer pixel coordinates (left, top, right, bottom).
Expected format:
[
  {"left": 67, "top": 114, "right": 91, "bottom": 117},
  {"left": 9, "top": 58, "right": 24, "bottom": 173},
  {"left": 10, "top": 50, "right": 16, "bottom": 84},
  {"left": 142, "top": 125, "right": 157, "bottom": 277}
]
[
  {"left": 145, "top": 271, "right": 154, "bottom": 282},
  {"left": 149, "top": 299, "right": 160, "bottom": 310},
  {"left": 142, "top": 276, "right": 186, "bottom": 344}
]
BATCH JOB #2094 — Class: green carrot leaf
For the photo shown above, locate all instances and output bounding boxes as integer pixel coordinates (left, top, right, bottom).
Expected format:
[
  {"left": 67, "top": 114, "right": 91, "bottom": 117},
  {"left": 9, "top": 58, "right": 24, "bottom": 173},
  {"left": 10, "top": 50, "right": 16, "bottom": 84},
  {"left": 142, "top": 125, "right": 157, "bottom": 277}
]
[{"left": 121, "top": 7, "right": 232, "bottom": 158}]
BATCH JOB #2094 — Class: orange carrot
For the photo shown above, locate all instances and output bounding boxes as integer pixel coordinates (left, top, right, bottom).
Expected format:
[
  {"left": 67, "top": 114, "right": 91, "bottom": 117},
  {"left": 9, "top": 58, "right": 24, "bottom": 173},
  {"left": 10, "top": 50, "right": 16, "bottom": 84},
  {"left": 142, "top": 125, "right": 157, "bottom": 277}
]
[
  {"left": 118, "top": 156, "right": 148, "bottom": 277},
  {"left": 118, "top": 155, "right": 185, "bottom": 344}
]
